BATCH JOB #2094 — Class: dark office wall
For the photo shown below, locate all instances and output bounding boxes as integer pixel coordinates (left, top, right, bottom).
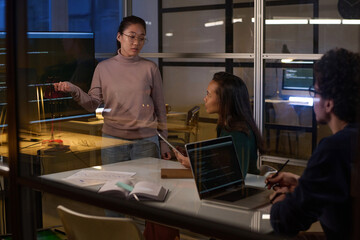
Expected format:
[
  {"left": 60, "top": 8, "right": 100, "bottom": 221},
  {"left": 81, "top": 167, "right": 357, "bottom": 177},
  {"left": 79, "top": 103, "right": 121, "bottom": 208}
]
[
  {"left": 91, "top": 0, "right": 121, "bottom": 54},
  {"left": 13, "top": 0, "right": 123, "bottom": 54},
  {"left": 0, "top": 0, "right": 5, "bottom": 31},
  {"left": 28, "top": 0, "right": 49, "bottom": 31}
]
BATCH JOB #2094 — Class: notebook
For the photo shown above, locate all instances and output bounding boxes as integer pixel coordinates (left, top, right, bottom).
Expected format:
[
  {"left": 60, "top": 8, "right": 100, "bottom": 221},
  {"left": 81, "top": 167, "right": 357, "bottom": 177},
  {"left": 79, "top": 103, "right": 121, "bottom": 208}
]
[{"left": 185, "top": 136, "right": 270, "bottom": 210}]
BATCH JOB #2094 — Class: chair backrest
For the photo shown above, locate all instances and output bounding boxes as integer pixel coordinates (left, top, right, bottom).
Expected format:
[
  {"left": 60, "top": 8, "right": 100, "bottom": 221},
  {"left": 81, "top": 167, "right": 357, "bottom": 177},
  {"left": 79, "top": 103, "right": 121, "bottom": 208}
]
[
  {"left": 186, "top": 106, "right": 200, "bottom": 127},
  {"left": 272, "top": 102, "right": 299, "bottom": 126},
  {"left": 57, "top": 205, "right": 144, "bottom": 240}
]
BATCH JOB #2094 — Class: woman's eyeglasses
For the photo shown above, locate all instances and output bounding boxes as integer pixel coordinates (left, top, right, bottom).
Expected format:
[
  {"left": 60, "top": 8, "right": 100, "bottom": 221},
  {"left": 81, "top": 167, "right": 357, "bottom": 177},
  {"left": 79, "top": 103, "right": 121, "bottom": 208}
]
[
  {"left": 122, "top": 33, "right": 147, "bottom": 44},
  {"left": 308, "top": 86, "right": 321, "bottom": 97}
]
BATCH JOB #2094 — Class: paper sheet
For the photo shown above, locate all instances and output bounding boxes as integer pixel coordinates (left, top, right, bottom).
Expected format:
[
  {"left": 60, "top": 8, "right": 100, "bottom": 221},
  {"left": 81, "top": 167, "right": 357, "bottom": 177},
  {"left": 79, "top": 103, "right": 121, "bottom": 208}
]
[{"left": 63, "top": 170, "right": 136, "bottom": 187}]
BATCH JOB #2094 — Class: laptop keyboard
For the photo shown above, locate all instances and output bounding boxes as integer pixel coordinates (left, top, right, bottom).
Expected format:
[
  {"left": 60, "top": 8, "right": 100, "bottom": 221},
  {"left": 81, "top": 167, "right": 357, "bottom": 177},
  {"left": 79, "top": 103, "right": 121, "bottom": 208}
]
[{"left": 214, "top": 187, "right": 262, "bottom": 202}]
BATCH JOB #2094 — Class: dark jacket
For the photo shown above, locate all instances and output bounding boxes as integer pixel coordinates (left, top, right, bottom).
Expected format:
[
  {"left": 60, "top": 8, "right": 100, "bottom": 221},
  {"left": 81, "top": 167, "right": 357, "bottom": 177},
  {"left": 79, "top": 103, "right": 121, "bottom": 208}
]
[{"left": 270, "top": 123, "right": 358, "bottom": 240}]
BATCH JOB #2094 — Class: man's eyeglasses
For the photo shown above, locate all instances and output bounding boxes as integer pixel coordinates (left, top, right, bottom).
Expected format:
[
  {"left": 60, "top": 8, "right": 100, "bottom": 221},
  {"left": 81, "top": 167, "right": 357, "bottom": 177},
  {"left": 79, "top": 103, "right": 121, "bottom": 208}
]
[
  {"left": 122, "top": 33, "right": 147, "bottom": 44},
  {"left": 308, "top": 86, "right": 321, "bottom": 97}
]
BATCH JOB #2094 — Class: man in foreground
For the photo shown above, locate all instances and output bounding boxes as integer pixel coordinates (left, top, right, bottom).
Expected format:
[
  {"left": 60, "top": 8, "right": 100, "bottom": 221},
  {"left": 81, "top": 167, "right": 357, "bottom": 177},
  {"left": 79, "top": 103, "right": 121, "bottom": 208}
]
[{"left": 265, "top": 48, "right": 360, "bottom": 239}]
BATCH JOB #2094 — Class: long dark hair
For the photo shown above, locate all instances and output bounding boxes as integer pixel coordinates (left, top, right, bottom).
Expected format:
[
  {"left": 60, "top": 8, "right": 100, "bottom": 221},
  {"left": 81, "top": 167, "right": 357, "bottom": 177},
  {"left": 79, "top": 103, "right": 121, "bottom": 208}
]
[
  {"left": 213, "top": 72, "right": 265, "bottom": 153},
  {"left": 116, "top": 15, "right": 146, "bottom": 50}
]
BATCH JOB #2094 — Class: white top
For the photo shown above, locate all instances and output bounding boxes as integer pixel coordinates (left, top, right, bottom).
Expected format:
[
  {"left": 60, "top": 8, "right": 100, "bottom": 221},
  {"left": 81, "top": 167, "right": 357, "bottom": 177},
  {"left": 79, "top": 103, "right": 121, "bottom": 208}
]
[{"left": 42, "top": 157, "right": 273, "bottom": 234}]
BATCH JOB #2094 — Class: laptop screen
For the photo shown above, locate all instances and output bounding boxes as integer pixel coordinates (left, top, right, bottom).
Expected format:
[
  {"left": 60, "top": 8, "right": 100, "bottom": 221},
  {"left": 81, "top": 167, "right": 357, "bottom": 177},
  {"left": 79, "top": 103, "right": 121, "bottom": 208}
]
[{"left": 185, "top": 136, "right": 244, "bottom": 199}]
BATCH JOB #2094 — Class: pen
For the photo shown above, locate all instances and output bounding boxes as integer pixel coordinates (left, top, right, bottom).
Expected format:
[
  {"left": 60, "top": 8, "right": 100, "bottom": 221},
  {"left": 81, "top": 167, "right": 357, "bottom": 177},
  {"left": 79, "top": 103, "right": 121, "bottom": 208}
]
[
  {"left": 133, "top": 194, "right": 140, "bottom": 201},
  {"left": 265, "top": 159, "right": 290, "bottom": 187}
]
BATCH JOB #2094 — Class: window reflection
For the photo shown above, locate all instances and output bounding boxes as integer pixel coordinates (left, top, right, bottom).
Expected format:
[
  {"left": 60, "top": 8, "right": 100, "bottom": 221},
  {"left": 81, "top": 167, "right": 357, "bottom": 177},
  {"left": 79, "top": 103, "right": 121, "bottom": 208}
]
[
  {"left": 265, "top": 0, "right": 360, "bottom": 53},
  {"left": 263, "top": 59, "right": 315, "bottom": 160},
  {"left": 20, "top": 32, "right": 96, "bottom": 135},
  {"left": 0, "top": 31, "right": 6, "bottom": 165},
  {"left": 163, "top": 10, "right": 225, "bottom": 53}
]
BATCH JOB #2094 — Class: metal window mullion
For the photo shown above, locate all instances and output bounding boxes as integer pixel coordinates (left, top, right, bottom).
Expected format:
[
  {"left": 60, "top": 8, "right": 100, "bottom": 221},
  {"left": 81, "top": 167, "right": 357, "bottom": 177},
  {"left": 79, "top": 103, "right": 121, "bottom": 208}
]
[
  {"left": 158, "top": 0, "right": 163, "bottom": 76},
  {"left": 139, "top": 53, "right": 254, "bottom": 59},
  {"left": 6, "top": 0, "right": 38, "bottom": 239},
  {"left": 225, "top": 0, "right": 233, "bottom": 73},
  {"left": 263, "top": 53, "right": 322, "bottom": 60},
  {"left": 124, "top": 0, "right": 132, "bottom": 17},
  {"left": 254, "top": 0, "right": 263, "bottom": 135},
  {"left": 253, "top": 0, "right": 264, "bottom": 170}
]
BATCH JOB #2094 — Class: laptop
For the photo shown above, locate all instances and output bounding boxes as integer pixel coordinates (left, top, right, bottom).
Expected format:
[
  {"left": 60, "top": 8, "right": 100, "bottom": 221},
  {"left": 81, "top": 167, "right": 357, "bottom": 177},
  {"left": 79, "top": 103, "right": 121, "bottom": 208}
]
[{"left": 185, "top": 135, "right": 270, "bottom": 210}]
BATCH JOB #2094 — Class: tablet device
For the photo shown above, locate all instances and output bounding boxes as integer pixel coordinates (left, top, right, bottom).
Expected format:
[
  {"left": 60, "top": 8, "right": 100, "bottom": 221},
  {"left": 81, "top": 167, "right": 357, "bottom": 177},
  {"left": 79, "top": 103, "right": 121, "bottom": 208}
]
[{"left": 156, "top": 131, "right": 183, "bottom": 156}]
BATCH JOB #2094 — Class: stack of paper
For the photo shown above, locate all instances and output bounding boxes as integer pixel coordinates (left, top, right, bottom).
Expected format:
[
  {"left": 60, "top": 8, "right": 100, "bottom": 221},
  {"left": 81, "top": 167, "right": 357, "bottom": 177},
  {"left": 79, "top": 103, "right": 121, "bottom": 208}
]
[{"left": 63, "top": 170, "right": 136, "bottom": 187}]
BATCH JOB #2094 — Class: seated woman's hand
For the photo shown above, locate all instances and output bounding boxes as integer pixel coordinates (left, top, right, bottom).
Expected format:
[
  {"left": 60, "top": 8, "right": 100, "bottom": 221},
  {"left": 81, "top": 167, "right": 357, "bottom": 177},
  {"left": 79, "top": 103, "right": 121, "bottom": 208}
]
[
  {"left": 173, "top": 150, "right": 191, "bottom": 168},
  {"left": 175, "top": 146, "right": 187, "bottom": 156}
]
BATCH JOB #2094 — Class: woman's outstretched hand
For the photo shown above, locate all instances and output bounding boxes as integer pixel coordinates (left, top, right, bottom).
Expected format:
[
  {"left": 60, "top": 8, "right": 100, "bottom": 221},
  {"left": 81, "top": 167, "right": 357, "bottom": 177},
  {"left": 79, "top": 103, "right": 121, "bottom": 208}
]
[{"left": 53, "top": 82, "right": 71, "bottom": 92}]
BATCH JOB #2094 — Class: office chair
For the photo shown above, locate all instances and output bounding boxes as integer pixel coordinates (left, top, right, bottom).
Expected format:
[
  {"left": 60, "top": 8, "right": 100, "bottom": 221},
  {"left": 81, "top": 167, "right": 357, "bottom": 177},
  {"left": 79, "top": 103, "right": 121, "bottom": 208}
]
[
  {"left": 57, "top": 205, "right": 144, "bottom": 240},
  {"left": 167, "top": 105, "right": 200, "bottom": 143},
  {"left": 273, "top": 102, "right": 300, "bottom": 155}
]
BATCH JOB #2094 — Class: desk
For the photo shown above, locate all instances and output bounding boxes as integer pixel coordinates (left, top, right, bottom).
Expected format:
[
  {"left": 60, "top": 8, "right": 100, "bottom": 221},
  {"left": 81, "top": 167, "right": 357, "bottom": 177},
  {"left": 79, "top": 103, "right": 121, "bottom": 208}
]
[
  {"left": 166, "top": 111, "right": 187, "bottom": 120},
  {"left": 264, "top": 98, "right": 317, "bottom": 155},
  {"left": 1, "top": 131, "right": 130, "bottom": 231},
  {"left": 62, "top": 111, "right": 188, "bottom": 136},
  {"left": 1, "top": 131, "right": 130, "bottom": 174},
  {"left": 61, "top": 119, "right": 104, "bottom": 136},
  {"left": 42, "top": 158, "right": 272, "bottom": 234}
]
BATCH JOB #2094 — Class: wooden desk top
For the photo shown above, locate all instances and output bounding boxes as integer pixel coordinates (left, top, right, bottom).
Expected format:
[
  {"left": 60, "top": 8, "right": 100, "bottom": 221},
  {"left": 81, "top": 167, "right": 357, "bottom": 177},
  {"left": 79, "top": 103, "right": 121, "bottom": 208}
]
[{"left": 0, "top": 131, "right": 131, "bottom": 157}]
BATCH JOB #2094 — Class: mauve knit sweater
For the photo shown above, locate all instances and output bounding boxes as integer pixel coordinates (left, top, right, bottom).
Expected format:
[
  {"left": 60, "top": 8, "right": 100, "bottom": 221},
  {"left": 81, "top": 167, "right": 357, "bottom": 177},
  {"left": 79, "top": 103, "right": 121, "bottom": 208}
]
[{"left": 66, "top": 52, "right": 170, "bottom": 155}]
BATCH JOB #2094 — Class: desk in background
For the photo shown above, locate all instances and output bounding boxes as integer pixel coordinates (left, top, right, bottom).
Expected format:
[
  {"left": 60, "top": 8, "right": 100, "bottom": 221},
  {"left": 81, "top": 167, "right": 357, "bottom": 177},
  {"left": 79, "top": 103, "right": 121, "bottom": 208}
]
[
  {"left": 42, "top": 157, "right": 272, "bottom": 234},
  {"left": 1, "top": 131, "right": 130, "bottom": 231},
  {"left": 264, "top": 98, "right": 317, "bottom": 156},
  {"left": 61, "top": 119, "right": 104, "bottom": 136},
  {"left": 1, "top": 131, "right": 130, "bottom": 174},
  {"left": 166, "top": 111, "right": 187, "bottom": 121},
  {"left": 61, "top": 111, "right": 188, "bottom": 137}
]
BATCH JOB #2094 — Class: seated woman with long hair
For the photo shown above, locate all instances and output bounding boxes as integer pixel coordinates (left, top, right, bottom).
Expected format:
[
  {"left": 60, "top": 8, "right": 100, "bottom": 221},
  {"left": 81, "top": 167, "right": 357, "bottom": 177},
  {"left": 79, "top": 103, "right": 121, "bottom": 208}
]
[{"left": 175, "top": 72, "right": 265, "bottom": 177}]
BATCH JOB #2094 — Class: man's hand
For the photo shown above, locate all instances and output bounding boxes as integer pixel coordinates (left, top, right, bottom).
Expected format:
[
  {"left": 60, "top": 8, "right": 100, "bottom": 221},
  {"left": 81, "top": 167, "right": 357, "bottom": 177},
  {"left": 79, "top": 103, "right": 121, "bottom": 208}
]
[
  {"left": 269, "top": 187, "right": 289, "bottom": 204},
  {"left": 265, "top": 172, "right": 299, "bottom": 192}
]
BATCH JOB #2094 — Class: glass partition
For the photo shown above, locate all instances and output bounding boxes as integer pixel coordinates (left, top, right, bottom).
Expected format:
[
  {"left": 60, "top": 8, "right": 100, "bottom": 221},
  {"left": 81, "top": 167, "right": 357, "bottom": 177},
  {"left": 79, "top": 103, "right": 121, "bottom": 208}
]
[
  {"left": 162, "top": 0, "right": 224, "bottom": 8},
  {"left": 263, "top": 59, "right": 315, "bottom": 161},
  {"left": 265, "top": 0, "right": 360, "bottom": 53},
  {"left": 0, "top": 32, "right": 6, "bottom": 167},
  {"left": 163, "top": 10, "right": 225, "bottom": 53},
  {"left": 11, "top": 0, "right": 272, "bottom": 238},
  {"left": 0, "top": 1, "right": 6, "bottom": 235},
  {"left": 233, "top": 5, "right": 254, "bottom": 53},
  {"left": 4, "top": 0, "right": 359, "bottom": 239},
  {"left": 264, "top": 1, "right": 315, "bottom": 53},
  {"left": 17, "top": 0, "right": 125, "bottom": 234}
]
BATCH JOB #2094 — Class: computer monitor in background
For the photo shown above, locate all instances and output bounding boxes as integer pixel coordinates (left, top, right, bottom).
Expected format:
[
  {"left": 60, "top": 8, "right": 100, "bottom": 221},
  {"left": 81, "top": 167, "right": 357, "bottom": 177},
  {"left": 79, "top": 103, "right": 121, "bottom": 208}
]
[
  {"left": 0, "top": 32, "right": 97, "bottom": 133},
  {"left": 281, "top": 68, "right": 314, "bottom": 97}
]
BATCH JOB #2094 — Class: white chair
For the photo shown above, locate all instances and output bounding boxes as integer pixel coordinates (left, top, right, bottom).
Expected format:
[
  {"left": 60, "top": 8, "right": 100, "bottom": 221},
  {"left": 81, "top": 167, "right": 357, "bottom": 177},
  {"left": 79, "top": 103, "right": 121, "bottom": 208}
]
[{"left": 57, "top": 205, "right": 144, "bottom": 240}]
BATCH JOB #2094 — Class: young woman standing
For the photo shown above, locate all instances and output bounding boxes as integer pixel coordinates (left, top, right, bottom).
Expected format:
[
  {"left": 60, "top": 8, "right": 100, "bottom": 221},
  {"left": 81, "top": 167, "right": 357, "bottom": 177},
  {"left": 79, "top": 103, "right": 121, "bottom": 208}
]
[{"left": 54, "top": 16, "right": 171, "bottom": 163}]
